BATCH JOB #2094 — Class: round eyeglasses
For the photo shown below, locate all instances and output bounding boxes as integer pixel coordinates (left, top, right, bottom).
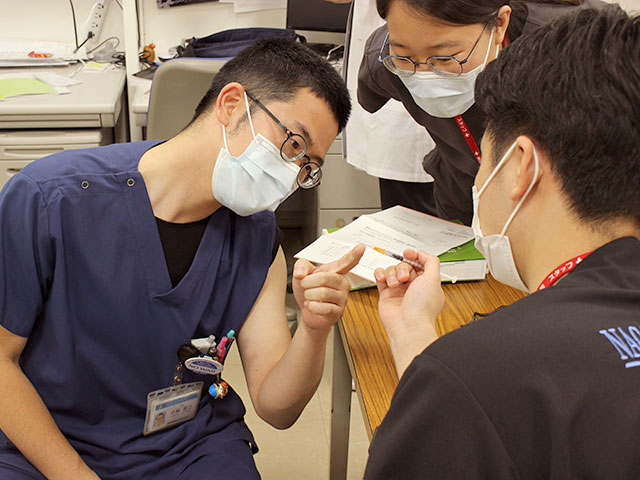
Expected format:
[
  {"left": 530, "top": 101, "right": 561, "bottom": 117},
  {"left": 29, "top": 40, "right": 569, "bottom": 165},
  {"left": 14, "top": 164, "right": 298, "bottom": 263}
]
[
  {"left": 279, "top": 131, "right": 308, "bottom": 163},
  {"left": 378, "top": 24, "right": 488, "bottom": 78},
  {"left": 245, "top": 90, "right": 322, "bottom": 189},
  {"left": 297, "top": 161, "right": 322, "bottom": 189}
]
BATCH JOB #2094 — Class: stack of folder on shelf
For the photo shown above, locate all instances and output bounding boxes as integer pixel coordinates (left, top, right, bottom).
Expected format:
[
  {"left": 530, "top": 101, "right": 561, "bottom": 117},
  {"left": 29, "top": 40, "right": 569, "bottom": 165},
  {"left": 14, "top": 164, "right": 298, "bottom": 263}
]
[{"left": 295, "top": 206, "right": 487, "bottom": 290}]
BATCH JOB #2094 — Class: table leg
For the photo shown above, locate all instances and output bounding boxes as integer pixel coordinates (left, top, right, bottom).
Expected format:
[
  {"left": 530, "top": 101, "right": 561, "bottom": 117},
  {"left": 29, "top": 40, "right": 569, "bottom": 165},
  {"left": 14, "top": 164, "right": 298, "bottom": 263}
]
[{"left": 330, "top": 323, "right": 352, "bottom": 480}]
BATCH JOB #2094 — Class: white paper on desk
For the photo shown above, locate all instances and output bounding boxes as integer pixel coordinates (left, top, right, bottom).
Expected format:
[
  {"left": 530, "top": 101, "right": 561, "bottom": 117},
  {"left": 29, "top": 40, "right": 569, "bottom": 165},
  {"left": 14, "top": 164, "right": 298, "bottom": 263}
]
[
  {"left": 33, "top": 72, "right": 81, "bottom": 94},
  {"left": 369, "top": 206, "right": 473, "bottom": 252},
  {"left": 295, "top": 235, "right": 398, "bottom": 283},
  {"left": 233, "top": 0, "right": 286, "bottom": 13},
  {"left": 328, "top": 211, "right": 471, "bottom": 257},
  {"left": 295, "top": 206, "right": 476, "bottom": 283}
]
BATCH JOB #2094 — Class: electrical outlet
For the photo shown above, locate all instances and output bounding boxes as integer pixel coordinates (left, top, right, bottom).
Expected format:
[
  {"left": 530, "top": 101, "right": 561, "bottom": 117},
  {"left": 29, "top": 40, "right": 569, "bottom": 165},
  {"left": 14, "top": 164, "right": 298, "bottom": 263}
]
[{"left": 80, "top": 0, "right": 111, "bottom": 51}]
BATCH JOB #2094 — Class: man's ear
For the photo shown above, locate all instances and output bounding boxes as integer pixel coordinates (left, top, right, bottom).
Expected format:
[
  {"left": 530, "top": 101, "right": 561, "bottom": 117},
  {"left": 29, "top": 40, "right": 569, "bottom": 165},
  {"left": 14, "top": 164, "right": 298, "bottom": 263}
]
[
  {"left": 215, "top": 82, "right": 246, "bottom": 128},
  {"left": 510, "top": 135, "right": 543, "bottom": 202}
]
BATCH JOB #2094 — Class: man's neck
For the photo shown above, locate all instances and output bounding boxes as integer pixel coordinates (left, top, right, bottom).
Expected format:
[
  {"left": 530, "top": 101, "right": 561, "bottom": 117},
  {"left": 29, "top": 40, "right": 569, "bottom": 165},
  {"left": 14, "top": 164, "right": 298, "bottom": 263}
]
[
  {"left": 520, "top": 217, "right": 640, "bottom": 291},
  {"left": 138, "top": 128, "right": 223, "bottom": 223}
]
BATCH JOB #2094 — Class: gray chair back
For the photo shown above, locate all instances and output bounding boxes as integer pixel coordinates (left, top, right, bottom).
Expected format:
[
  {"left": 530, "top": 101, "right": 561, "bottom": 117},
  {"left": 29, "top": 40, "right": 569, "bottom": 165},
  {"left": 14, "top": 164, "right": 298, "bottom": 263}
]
[{"left": 146, "top": 58, "right": 227, "bottom": 140}]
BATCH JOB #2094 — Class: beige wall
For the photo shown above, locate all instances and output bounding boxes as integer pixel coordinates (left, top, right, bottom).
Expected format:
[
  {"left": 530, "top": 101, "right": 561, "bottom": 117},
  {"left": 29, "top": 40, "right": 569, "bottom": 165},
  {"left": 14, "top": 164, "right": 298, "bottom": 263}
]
[
  {"left": 610, "top": 0, "right": 640, "bottom": 12},
  {"left": 0, "top": 0, "right": 124, "bottom": 47}
]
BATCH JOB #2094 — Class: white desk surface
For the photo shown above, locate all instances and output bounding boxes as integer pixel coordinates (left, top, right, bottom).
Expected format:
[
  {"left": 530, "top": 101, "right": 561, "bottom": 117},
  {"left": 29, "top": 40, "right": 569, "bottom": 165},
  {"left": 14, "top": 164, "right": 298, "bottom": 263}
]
[{"left": 0, "top": 65, "right": 126, "bottom": 129}]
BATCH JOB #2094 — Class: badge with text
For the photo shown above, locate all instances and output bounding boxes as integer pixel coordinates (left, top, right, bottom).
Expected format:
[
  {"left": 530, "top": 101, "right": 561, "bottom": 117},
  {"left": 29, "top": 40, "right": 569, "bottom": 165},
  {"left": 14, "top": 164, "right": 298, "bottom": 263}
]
[
  {"left": 184, "top": 356, "right": 224, "bottom": 375},
  {"left": 143, "top": 381, "right": 203, "bottom": 436}
]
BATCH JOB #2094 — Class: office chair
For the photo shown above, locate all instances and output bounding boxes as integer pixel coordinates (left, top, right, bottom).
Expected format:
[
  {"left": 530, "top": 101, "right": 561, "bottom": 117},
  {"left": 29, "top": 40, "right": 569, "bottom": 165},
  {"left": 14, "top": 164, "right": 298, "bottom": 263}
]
[{"left": 146, "top": 58, "right": 228, "bottom": 140}]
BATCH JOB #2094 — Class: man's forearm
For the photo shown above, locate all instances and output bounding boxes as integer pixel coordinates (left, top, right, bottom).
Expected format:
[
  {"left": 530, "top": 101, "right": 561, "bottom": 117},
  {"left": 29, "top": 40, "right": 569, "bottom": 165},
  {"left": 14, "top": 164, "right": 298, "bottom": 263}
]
[
  {"left": 254, "top": 321, "right": 331, "bottom": 429},
  {"left": 0, "top": 362, "right": 99, "bottom": 480}
]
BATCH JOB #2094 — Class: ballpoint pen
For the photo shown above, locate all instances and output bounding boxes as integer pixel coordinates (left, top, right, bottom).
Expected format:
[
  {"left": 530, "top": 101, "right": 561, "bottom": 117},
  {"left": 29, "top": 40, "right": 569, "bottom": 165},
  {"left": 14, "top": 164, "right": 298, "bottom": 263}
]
[{"left": 372, "top": 247, "right": 457, "bottom": 283}]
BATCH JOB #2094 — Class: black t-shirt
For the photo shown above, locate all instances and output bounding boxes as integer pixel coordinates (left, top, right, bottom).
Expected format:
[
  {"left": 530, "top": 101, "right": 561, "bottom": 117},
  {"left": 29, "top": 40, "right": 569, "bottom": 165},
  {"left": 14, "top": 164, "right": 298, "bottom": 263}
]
[
  {"left": 156, "top": 215, "right": 282, "bottom": 288},
  {"left": 357, "top": 0, "right": 604, "bottom": 225},
  {"left": 364, "top": 237, "right": 640, "bottom": 479}
]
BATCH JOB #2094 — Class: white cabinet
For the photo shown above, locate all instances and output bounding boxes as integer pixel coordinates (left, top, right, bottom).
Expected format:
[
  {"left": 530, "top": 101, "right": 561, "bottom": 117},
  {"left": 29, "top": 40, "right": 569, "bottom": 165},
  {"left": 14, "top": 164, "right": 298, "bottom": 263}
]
[{"left": 316, "top": 136, "right": 380, "bottom": 235}]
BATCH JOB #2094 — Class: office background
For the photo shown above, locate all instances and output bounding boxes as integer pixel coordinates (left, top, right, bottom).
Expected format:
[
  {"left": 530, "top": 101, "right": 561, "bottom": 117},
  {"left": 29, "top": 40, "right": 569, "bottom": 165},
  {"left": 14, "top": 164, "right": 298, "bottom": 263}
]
[{"left": 1, "top": 1, "right": 639, "bottom": 479}]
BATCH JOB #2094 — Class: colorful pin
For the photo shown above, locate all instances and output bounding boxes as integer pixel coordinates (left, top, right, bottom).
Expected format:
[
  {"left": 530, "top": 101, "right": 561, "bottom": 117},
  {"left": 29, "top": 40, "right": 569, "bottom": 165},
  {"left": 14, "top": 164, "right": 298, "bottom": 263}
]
[{"left": 209, "top": 381, "right": 229, "bottom": 400}]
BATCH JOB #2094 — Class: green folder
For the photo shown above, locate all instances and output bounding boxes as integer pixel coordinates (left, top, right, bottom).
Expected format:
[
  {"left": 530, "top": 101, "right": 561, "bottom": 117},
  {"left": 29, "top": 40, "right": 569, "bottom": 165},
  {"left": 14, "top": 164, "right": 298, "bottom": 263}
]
[
  {"left": 438, "top": 239, "right": 484, "bottom": 262},
  {"left": 0, "top": 78, "right": 56, "bottom": 100}
]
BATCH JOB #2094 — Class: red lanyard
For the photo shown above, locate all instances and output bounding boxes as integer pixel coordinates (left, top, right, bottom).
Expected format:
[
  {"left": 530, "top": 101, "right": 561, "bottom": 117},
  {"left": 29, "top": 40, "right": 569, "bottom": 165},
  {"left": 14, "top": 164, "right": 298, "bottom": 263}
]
[
  {"left": 455, "top": 39, "right": 508, "bottom": 164},
  {"left": 455, "top": 115, "right": 482, "bottom": 163},
  {"left": 537, "top": 252, "right": 593, "bottom": 290}
]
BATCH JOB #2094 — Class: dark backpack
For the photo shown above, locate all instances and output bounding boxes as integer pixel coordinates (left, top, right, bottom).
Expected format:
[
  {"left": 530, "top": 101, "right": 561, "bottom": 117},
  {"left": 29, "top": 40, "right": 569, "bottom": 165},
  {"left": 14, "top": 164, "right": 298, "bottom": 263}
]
[{"left": 177, "top": 27, "right": 304, "bottom": 58}]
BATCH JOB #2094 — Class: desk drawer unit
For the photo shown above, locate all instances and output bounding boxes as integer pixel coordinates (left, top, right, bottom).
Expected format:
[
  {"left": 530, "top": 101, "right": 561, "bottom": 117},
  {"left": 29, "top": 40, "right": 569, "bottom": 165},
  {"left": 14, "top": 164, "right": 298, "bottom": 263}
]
[
  {"left": 316, "top": 137, "right": 381, "bottom": 235},
  {"left": 0, "top": 129, "right": 113, "bottom": 190}
]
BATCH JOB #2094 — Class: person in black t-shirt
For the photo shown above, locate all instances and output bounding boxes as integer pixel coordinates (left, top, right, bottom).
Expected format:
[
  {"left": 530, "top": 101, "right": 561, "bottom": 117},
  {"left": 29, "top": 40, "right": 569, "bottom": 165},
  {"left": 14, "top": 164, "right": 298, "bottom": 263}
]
[{"left": 365, "top": 6, "right": 640, "bottom": 479}]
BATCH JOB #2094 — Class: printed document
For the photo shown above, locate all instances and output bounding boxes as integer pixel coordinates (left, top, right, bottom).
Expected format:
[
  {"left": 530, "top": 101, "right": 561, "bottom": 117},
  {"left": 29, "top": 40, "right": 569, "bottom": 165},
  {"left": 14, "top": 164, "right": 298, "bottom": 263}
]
[{"left": 295, "top": 206, "right": 475, "bottom": 283}]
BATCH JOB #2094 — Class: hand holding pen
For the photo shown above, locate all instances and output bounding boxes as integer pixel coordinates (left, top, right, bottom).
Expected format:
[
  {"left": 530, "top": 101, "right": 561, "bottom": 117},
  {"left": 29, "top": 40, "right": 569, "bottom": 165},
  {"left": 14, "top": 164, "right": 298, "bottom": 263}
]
[
  {"left": 373, "top": 247, "right": 457, "bottom": 283},
  {"left": 374, "top": 249, "right": 446, "bottom": 376}
]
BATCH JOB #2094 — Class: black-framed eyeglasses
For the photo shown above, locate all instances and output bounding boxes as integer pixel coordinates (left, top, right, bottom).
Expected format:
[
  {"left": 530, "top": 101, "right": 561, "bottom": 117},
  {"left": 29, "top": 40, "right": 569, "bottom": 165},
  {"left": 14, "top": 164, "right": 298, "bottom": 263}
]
[
  {"left": 245, "top": 90, "right": 322, "bottom": 189},
  {"left": 378, "top": 23, "right": 489, "bottom": 78}
]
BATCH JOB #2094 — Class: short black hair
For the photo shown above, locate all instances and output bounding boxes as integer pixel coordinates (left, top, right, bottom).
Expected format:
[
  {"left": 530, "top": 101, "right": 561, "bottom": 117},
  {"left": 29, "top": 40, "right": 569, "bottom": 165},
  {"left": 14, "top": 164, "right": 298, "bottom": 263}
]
[
  {"left": 475, "top": 6, "right": 640, "bottom": 226},
  {"left": 192, "top": 38, "right": 351, "bottom": 132}
]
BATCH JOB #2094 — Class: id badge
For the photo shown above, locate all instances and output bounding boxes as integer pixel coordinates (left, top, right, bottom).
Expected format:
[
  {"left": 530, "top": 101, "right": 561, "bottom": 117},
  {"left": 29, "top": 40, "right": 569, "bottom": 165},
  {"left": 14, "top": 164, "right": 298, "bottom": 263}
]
[{"left": 143, "top": 381, "right": 203, "bottom": 436}]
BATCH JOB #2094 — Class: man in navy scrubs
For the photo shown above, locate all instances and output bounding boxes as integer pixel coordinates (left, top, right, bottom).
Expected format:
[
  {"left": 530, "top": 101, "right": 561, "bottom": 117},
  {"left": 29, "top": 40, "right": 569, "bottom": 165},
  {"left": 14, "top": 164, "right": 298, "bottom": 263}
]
[
  {"left": 365, "top": 7, "right": 640, "bottom": 478},
  {"left": 0, "top": 39, "right": 363, "bottom": 479}
]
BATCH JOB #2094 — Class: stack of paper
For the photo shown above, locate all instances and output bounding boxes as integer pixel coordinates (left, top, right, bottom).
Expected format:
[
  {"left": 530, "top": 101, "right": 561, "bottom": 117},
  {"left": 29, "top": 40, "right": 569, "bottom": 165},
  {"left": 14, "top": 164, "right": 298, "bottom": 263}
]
[
  {"left": 0, "top": 38, "right": 87, "bottom": 67},
  {"left": 295, "top": 206, "right": 487, "bottom": 290}
]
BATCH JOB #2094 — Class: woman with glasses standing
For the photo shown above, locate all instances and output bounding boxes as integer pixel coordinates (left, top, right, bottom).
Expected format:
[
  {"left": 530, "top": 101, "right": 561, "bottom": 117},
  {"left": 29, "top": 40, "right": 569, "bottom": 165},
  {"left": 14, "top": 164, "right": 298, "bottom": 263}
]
[
  {"left": 358, "top": 0, "right": 603, "bottom": 225},
  {"left": 328, "top": 0, "right": 438, "bottom": 215}
]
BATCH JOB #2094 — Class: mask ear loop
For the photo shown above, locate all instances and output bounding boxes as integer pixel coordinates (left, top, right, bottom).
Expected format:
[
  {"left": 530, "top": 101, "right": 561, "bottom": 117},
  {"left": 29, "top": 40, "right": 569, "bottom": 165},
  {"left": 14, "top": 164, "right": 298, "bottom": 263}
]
[
  {"left": 243, "top": 91, "right": 257, "bottom": 139},
  {"left": 478, "top": 142, "right": 517, "bottom": 197},
  {"left": 220, "top": 90, "right": 257, "bottom": 151},
  {"left": 221, "top": 124, "right": 229, "bottom": 151},
  {"left": 480, "top": 27, "right": 495, "bottom": 69},
  {"left": 499, "top": 146, "right": 541, "bottom": 236}
]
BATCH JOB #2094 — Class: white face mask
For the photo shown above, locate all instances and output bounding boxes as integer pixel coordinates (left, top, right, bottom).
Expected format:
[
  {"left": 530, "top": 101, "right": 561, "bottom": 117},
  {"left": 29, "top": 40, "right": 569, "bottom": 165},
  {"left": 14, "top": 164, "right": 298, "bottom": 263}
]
[
  {"left": 472, "top": 142, "right": 540, "bottom": 291},
  {"left": 399, "top": 28, "right": 497, "bottom": 118},
  {"left": 211, "top": 92, "right": 300, "bottom": 217}
]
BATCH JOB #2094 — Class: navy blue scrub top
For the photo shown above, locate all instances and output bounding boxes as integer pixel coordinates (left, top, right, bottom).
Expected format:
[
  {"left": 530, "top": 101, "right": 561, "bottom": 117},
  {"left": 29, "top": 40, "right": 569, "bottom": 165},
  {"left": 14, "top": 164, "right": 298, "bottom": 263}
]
[{"left": 0, "top": 141, "right": 276, "bottom": 479}]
